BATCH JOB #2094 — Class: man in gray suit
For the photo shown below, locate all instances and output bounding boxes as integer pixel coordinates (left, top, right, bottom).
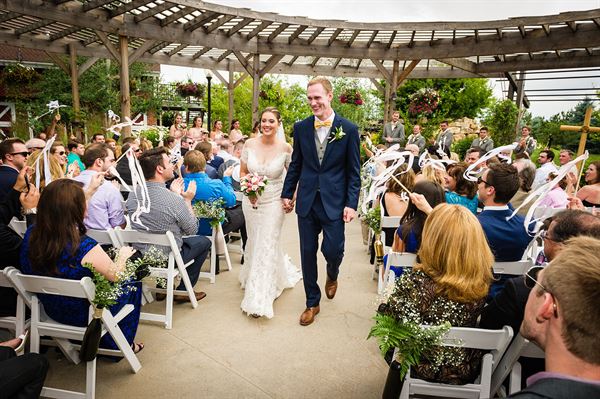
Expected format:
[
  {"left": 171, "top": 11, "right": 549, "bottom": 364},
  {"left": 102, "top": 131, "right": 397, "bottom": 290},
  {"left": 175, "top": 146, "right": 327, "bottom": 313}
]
[
  {"left": 514, "top": 126, "right": 537, "bottom": 156},
  {"left": 434, "top": 120, "right": 453, "bottom": 156},
  {"left": 471, "top": 126, "right": 494, "bottom": 154},
  {"left": 406, "top": 124, "right": 426, "bottom": 154},
  {"left": 382, "top": 111, "right": 405, "bottom": 147}
]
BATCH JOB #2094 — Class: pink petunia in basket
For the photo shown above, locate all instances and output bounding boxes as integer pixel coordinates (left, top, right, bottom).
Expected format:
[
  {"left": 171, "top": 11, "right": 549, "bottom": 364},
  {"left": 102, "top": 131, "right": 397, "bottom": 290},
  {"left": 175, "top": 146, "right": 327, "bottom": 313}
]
[{"left": 240, "top": 172, "right": 268, "bottom": 209}]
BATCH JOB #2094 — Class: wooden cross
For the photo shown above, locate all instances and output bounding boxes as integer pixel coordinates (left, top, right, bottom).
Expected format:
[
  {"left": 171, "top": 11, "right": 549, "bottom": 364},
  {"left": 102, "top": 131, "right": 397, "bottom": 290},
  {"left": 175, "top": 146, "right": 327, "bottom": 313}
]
[{"left": 560, "top": 106, "right": 600, "bottom": 157}]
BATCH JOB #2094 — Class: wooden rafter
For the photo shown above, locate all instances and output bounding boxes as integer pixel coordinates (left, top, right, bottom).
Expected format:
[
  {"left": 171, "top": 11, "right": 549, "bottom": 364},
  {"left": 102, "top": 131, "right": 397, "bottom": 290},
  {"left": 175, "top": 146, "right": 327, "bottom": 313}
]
[
  {"left": 307, "top": 27, "right": 325, "bottom": 44},
  {"left": 328, "top": 28, "right": 343, "bottom": 45},
  {"left": 184, "top": 11, "right": 218, "bottom": 31},
  {"left": 134, "top": 2, "right": 174, "bottom": 23},
  {"left": 81, "top": 0, "right": 113, "bottom": 12},
  {"left": 109, "top": 0, "right": 149, "bottom": 18},
  {"left": 216, "top": 49, "right": 233, "bottom": 62},
  {"left": 159, "top": 7, "right": 190, "bottom": 27},
  {"left": 192, "top": 47, "right": 210, "bottom": 59},
  {"left": 346, "top": 30, "right": 360, "bottom": 47},
  {"left": 247, "top": 21, "right": 271, "bottom": 40},
  {"left": 49, "top": 26, "right": 79, "bottom": 41},
  {"left": 268, "top": 23, "right": 290, "bottom": 42},
  {"left": 129, "top": 39, "right": 157, "bottom": 64},
  {"left": 15, "top": 19, "right": 53, "bottom": 36},
  {"left": 167, "top": 43, "right": 187, "bottom": 57},
  {"left": 228, "top": 18, "right": 254, "bottom": 36},
  {"left": 288, "top": 25, "right": 308, "bottom": 44},
  {"left": 205, "top": 15, "right": 236, "bottom": 34}
]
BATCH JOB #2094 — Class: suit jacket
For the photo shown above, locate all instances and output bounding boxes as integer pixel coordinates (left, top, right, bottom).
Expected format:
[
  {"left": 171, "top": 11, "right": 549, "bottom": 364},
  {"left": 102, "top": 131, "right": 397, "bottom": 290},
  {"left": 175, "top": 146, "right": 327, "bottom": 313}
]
[
  {"left": 383, "top": 122, "right": 405, "bottom": 147},
  {"left": 435, "top": 129, "right": 453, "bottom": 153},
  {"left": 480, "top": 276, "right": 529, "bottom": 334},
  {"left": 477, "top": 207, "right": 533, "bottom": 262},
  {"left": 515, "top": 136, "right": 536, "bottom": 156},
  {"left": 471, "top": 137, "right": 494, "bottom": 153},
  {"left": 0, "top": 165, "right": 19, "bottom": 203},
  {"left": 282, "top": 113, "right": 361, "bottom": 220},
  {"left": 406, "top": 134, "right": 426, "bottom": 153},
  {"left": 508, "top": 376, "right": 600, "bottom": 398}
]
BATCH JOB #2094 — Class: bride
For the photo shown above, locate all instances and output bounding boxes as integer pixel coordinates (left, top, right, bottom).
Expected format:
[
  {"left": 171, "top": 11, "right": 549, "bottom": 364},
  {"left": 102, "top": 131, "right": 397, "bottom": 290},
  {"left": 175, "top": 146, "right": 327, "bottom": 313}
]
[{"left": 239, "top": 107, "right": 302, "bottom": 318}]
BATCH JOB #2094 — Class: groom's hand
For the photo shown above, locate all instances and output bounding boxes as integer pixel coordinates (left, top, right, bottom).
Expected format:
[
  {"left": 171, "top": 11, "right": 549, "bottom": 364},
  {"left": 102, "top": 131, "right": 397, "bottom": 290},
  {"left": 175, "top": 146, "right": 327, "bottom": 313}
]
[
  {"left": 281, "top": 198, "right": 294, "bottom": 213},
  {"left": 343, "top": 207, "right": 356, "bottom": 223}
]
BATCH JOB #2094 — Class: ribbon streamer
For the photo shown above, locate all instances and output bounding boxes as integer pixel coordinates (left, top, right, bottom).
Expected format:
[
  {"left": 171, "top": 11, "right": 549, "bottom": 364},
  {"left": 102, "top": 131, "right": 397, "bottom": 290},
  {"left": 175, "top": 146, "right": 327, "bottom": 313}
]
[
  {"left": 123, "top": 149, "right": 151, "bottom": 230},
  {"left": 32, "top": 135, "right": 56, "bottom": 188},
  {"left": 35, "top": 100, "right": 67, "bottom": 120},
  {"left": 463, "top": 143, "right": 518, "bottom": 182}
]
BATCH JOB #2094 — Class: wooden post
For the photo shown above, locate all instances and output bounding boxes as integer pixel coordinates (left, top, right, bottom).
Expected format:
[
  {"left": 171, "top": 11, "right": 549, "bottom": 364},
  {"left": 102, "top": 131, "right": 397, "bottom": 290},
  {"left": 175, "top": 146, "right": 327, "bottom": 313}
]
[
  {"left": 560, "top": 106, "right": 600, "bottom": 174},
  {"left": 383, "top": 81, "right": 391, "bottom": 126},
  {"left": 515, "top": 70, "right": 526, "bottom": 136},
  {"left": 228, "top": 65, "right": 234, "bottom": 131},
  {"left": 389, "top": 60, "right": 399, "bottom": 120},
  {"left": 251, "top": 54, "right": 260, "bottom": 127},
  {"left": 119, "top": 35, "right": 131, "bottom": 137},
  {"left": 68, "top": 44, "right": 80, "bottom": 118}
]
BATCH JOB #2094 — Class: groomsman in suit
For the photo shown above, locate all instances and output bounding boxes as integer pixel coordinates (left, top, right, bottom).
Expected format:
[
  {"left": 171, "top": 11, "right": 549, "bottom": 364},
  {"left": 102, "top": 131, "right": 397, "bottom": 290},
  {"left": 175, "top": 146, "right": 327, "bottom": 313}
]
[
  {"left": 406, "top": 124, "right": 426, "bottom": 154},
  {"left": 515, "top": 126, "right": 537, "bottom": 156},
  {"left": 282, "top": 77, "right": 361, "bottom": 326},
  {"left": 434, "top": 120, "right": 453, "bottom": 156},
  {"left": 382, "top": 111, "right": 405, "bottom": 148},
  {"left": 470, "top": 127, "right": 494, "bottom": 154}
]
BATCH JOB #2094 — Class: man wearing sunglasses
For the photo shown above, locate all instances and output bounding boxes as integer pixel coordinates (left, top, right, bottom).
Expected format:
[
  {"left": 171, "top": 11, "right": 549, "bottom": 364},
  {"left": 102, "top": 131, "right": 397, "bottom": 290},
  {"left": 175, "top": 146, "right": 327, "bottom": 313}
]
[
  {"left": 508, "top": 236, "right": 600, "bottom": 398},
  {"left": 0, "top": 138, "right": 28, "bottom": 202}
]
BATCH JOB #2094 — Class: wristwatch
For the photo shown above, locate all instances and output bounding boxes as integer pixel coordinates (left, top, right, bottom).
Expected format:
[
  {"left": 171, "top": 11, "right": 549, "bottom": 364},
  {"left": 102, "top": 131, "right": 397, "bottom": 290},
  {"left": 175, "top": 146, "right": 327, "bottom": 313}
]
[{"left": 23, "top": 207, "right": 37, "bottom": 215}]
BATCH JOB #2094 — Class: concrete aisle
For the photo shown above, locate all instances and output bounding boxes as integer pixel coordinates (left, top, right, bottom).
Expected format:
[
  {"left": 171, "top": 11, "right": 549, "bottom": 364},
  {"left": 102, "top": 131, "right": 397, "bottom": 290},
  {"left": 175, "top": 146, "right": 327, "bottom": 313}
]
[{"left": 42, "top": 216, "right": 388, "bottom": 398}]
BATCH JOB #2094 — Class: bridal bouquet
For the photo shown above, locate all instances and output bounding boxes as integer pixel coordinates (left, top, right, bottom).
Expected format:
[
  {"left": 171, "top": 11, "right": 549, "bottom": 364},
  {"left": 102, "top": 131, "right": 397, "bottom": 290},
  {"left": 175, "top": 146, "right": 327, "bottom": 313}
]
[{"left": 240, "top": 172, "right": 268, "bottom": 209}]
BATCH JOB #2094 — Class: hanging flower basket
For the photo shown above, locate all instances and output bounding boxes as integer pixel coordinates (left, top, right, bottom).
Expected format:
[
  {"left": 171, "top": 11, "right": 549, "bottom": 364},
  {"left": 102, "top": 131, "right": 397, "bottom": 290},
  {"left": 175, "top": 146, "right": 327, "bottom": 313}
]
[
  {"left": 408, "top": 88, "right": 440, "bottom": 117},
  {"left": 175, "top": 81, "right": 205, "bottom": 98},
  {"left": 340, "top": 89, "right": 363, "bottom": 106},
  {"left": 0, "top": 64, "right": 40, "bottom": 85}
]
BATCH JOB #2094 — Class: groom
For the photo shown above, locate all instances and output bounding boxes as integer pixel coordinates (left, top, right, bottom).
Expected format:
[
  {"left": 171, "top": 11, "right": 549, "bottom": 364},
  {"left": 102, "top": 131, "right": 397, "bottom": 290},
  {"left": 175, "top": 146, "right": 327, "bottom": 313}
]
[{"left": 282, "top": 77, "right": 361, "bottom": 326}]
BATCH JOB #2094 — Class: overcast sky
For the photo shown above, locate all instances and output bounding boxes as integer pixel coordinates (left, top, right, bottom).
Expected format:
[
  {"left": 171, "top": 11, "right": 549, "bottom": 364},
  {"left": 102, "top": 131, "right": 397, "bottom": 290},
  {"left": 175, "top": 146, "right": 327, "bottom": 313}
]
[{"left": 162, "top": 0, "right": 600, "bottom": 119}]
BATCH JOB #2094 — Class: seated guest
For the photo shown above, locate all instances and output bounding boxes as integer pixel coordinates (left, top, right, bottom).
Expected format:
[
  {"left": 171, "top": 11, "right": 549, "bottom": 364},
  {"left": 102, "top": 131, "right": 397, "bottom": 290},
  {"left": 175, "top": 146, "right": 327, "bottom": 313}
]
[
  {"left": 538, "top": 172, "right": 569, "bottom": 209},
  {"left": 20, "top": 179, "right": 144, "bottom": 352},
  {"left": 481, "top": 210, "right": 600, "bottom": 335},
  {"left": 91, "top": 133, "right": 105, "bottom": 143},
  {"left": 0, "top": 167, "right": 39, "bottom": 317},
  {"left": 74, "top": 143, "right": 126, "bottom": 230},
  {"left": 477, "top": 163, "right": 532, "bottom": 262},
  {"left": 26, "top": 150, "right": 64, "bottom": 189},
  {"left": 182, "top": 150, "right": 238, "bottom": 236},
  {"left": 196, "top": 141, "right": 219, "bottom": 179},
  {"left": 444, "top": 162, "right": 478, "bottom": 214},
  {"left": 510, "top": 159, "right": 536, "bottom": 216},
  {"left": 380, "top": 164, "right": 415, "bottom": 246},
  {"left": 67, "top": 140, "right": 86, "bottom": 172},
  {"left": 115, "top": 142, "right": 142, "bottom": 187},
  {"left": 465, "top": 147, "right": 482, "bottom": 167},
  {"left": 0, "top": 336, "right": 48, "bottom": 399},
  {"left": 392, "top": 181, "right": 445, "bottom": 254},
  {"left": 125, "top": 147, "right": 210, "bottom": 302},
  {"left": 216, "top": 139, "right": 234, "bottom": 162},
  {"left": 510, "top": 236, "right": 600, "bottom": 398},
  {"left": 218, "top": 140, "right": 244, "bottom": 191},
  {"left": 533, "top": 149, "right": 558, "bottom": 190},
  {"left": 379, "top": 204, "right": 493, "bottom": 386},
  {"left": 0, "top": 138, "right": 28, "bottom": 202},
  {"left": 208, "top": 141, "right": 225, "bottom": 170},
  {"left": 25, "top": 138, "right": 46, "bottom": 153},
  {"left": 575, "top": 161, "right": 600, "bottom": 207},
  {"left": 416, "top": 163, "right": 445, "bottom": 186},
  {"left": 50, "top": 141, "right": 69, "bottom": 176}
]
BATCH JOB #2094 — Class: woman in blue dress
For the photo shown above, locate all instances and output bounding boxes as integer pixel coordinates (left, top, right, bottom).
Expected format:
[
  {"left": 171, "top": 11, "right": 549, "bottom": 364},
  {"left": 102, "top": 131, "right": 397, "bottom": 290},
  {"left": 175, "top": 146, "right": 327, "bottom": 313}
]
[{"left": 20, "top": 178, "right": 143, "bottom": 352}]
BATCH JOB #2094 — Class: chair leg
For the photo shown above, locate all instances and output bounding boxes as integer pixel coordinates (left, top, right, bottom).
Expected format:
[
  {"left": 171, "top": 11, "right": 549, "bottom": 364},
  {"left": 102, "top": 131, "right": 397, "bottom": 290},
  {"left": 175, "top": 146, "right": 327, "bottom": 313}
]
[
  {"left": 86, "top": 359, "right": 97, "bottom": 399},
  {"left": 101, "top": 315, "right": 142, "bottom": 373},
  {"left": 165, "top": 266, "right": 174, "bottom": 330},
  {"left": 178, "top": 266, "right": 198, "bottom": 310}
]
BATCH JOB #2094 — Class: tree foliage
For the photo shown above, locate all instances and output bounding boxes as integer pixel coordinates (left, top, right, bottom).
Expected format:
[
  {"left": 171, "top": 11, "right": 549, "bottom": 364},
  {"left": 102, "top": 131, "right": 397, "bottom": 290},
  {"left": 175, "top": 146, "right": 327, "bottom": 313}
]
[{"left": 482, "top": 99, "right": 520, "bottom": 146}]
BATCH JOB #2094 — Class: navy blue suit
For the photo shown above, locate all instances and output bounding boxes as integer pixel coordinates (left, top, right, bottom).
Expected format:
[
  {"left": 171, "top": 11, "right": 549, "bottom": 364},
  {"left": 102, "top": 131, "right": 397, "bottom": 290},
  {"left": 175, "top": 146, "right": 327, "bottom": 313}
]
[{"left": 282, "top": 113, "right": 361, "bottom": 307}]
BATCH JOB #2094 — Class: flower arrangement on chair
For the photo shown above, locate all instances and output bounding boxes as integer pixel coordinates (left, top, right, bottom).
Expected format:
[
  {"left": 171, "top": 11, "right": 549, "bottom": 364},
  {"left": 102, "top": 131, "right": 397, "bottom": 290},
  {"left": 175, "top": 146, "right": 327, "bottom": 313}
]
[
  {"left": 175, "top": 81, "right": 205, "bottom": 98},
  {"left": 408, "top": 88, "right": 440, "bottom": 117},
  {"left": 340, "top": 89, "right": 364, "bottom": 106}
]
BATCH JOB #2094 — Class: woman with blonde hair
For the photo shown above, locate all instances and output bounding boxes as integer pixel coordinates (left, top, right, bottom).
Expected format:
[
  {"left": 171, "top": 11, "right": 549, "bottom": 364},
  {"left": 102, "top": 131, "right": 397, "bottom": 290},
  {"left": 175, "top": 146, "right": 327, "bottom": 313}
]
[
  {"left": 417, "top": 163, "right": 446, "bottom": 186},
  {"left": 26, "top": 150, "right": 65, "bottom": 189},
  {"left": 380, "top": 164, "right": 415, "bottom": 246},
  {"left": 379, "top": 203, "right": 493, "bottom": 387}
]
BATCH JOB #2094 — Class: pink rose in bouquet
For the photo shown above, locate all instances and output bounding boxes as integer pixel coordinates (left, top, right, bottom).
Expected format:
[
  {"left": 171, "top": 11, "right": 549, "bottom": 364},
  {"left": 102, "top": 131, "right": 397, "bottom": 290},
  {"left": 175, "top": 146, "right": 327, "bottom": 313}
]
[{"left": 240, "top": 172, "right": 268, "bottom": 209}]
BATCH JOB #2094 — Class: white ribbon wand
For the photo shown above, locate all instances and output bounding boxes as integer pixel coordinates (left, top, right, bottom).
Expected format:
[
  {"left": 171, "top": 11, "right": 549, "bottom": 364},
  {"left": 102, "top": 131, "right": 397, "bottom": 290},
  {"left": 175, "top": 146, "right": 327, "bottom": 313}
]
[
  {"left": 32, "top": 135, "right": 56, "bottom": 188},
  {"left": 35, "top": 100, "right": 67, "bottom": 120},
  {"left": 463, "top": 143, "right": 518, "bottom": 182}
]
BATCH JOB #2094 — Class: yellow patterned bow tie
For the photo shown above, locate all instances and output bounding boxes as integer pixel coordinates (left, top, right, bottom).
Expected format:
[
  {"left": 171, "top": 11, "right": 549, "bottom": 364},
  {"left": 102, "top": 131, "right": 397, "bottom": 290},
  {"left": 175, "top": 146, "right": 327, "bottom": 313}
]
[{"left": 314, "top": 120, "right": 332, "bottom": 129}]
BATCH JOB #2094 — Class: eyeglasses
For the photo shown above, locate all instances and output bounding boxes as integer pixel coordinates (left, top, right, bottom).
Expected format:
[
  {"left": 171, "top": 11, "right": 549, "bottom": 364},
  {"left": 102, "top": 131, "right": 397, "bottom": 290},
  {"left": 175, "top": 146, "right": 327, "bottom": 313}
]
[
  {"left": 540, "top": 230, "right": 560, "bottom": 243},
  {"left": 477, "top": 175, "right": 492, "bottom": 186},
  {"left": 134, "top": 149, "right": 142, "bottom": 153},
  {"left": 10, "top": 152, "right": 29, "bottom": 157},
  {"left": 56, "top": 151, "right": 66, "bottom": 156},
  {"left": 524, "top": 266, "right": 559, "bottom": 317}
]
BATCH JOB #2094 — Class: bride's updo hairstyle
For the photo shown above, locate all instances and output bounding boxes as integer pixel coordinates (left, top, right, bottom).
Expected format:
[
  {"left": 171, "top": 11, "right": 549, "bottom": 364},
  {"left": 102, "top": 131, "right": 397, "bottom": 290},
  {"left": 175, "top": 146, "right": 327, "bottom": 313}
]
[{"left": 260, "top": 107, "right": 281, "bottom": 124}]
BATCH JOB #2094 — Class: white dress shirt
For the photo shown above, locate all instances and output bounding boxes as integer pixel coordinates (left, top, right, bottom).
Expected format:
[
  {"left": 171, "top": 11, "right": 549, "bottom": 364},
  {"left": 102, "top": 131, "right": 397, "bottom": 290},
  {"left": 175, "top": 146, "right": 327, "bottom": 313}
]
[{"left": 315, "top": 112, "right": 335, "bottom": 144}]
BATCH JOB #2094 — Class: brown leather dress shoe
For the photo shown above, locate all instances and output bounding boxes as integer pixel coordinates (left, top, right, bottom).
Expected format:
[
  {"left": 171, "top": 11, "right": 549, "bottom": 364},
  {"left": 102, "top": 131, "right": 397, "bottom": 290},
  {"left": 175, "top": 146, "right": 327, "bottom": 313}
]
[
  {"left": 175, "top": 291, "right": 207, "bottom": 303},
  {"left": 299, "top": 306, "right": 320, "bottom": 326},
  {"left": 325, "top": 277, "right": 338, "bottom": 299}
]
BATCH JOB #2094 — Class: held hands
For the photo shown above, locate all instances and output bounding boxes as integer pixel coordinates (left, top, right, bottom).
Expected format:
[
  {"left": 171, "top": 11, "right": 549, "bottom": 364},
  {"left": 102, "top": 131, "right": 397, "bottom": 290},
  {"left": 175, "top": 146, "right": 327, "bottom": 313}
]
[
  {"left": 343, "top": 207, "right": 356, "bottom": 223},
  {"left": 281, "top": 198, "right": 294, "bottom": 213}
]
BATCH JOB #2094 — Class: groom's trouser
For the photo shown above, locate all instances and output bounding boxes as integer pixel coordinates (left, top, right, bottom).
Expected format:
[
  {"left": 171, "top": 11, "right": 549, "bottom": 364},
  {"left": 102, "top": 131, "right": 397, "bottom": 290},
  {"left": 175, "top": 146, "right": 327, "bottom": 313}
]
[{"left": 298, "top": 192, "right": 345, "bottom": 308}]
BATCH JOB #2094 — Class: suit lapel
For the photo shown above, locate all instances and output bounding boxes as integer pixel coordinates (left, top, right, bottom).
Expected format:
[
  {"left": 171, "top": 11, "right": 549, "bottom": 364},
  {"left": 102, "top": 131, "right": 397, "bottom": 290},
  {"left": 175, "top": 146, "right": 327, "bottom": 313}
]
[
  {"left": 304, "top": 116, "right": 320, "bottom": 167},
  {"left": 321, "top": 114, "right": 341, "bottom": 167}
]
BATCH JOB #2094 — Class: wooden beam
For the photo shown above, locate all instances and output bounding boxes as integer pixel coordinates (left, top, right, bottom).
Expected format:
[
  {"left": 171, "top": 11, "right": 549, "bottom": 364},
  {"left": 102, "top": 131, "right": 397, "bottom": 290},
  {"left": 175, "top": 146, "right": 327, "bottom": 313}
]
[
  {"left": 408, "top": 30, "right": 416, "bottom": 48},
  {"left": 44, "top": 51, "right": 70, "bottom": 74},
  {"left": 167, "top": 43, "right": 188, "bottom": 57},
  {"left": 347, "top": 30, "right": 360, "bottom": 47},
  {"left": 288, "top": 25, "right": 308, "bottom": 44},
  {"left": 233, "top": 72, "right": 248, "bottom": 89},
  {"left": 212, "top": 69, "right": 228, "bottom": 85},
  {"left": 287, "top": 55, "right": 298, "bottom": 66},
  {"left": 328, "top": 28, "right": 343, "bottom": 46},
  {"left": 216, "top": 49, "right": 233, "bottom": 62},
  {"left": 69, "top": 43, "right": 80, "bottom": 116},
  {"left": 49, "top": 26, "right": 79, "bottom": 41},
  {"left": 94, "top": 30, "right": 120, "bottom": 63},
  {"left": 566, "top": 21, "right": 577, "bottom": 32},
  {"left": 77, "top": 56, "right": 99, "bottom": 78},
  {"left": 437, "top": 57, "right": 478, "bottom": 73},
  {"left": 307, "top": 27, "right": 324, "bottom": 44},
  {"left": 251, "top": 54, "right": 260, "bottom": 126},
  {"left": 366, "top": 30, "right": 379, "bottom": 47},
  {"left": 184, "top": 11, "right": 218, "bottom": 32},
  {"left": 15, "top": 19, "right": 53, "bottom": 36},
  {"left": 119, "top": 35, "right": 131, "bottom": 136},
  {"left": 228, "top": 18, "right": 253, "bottom": 36},
  {"left": 109, "top": 0, "right": 148, "bottom": 18},
  {"left": 205, "top": 15, "right": 236, "bottom": 34},
  {"left": 333, "top": 58, "right": 343, "bottom": 68},
  {"left": 232, "top": 49, "right": 252, "bottom": 75},
  {"left": 369, "top": 78, "right": 385, "bottom": 95},
  {"left": 310, "top": 56, "right": 321, "bottom": 68},
  {"left": 542, "top": 24, "right": 551, "bottom": 35},
  {"left": 82, "top": 0, "right": 113, "bottom": 12},
  {"left": 260, "top": 54, "right": 284, "bottom": 76},
  {"left": 159, "top": 7, "right": 190, "bottom": 27},
  {"left": 247, "top": 21, "right": 271, "bottom": 40},
  {"left": 395, "top": 59, "right": 420, "bottom": 89},
  {"left": 192, "top": 47, "right": 210, "bottom": 59},
  {"left": 387, "top": 30, "right": 397, "bottom": 48},
  {"left": 429, "top": 30, "right": 435, "bottom": 46},
  {"left": 477, "top": 51, "right": 600, "bottom": 73},
  {"left": 370, "top": 59, "right": 392, "bottom": 81},
  {"left": 128, "top": 39, "right": 157, "bottom": 64},
  {"left": 267, "top": 23, "right": 290, "bottom": 42},
  {"left": 496, "top": 28, "right": 503, "bottom": 40},
  {"left": 227, "top": 65, "right": 233, "bottom": 129},
  {"left": 134, "top": 2, "right": 173, "bottom": 22},
  {"left": 0, "top": 12, "right": 20, "bottom": 23},
  {"left": 149, "top": 41, "right": 169, "bottom": 54}
]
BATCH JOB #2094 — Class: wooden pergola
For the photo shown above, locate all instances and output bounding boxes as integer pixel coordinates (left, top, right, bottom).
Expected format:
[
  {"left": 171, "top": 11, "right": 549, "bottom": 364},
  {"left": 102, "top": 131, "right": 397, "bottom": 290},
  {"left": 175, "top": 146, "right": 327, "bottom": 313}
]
[{"left": 1, "top": 0, "right": 599, "bottom": 133}]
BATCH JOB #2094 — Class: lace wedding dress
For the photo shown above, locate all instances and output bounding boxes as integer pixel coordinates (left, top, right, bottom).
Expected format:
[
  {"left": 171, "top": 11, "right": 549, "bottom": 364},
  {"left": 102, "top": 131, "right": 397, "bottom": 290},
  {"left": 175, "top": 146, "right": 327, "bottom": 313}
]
[{"left": 239, "top": 147, "right": 302, "bottom": 318}]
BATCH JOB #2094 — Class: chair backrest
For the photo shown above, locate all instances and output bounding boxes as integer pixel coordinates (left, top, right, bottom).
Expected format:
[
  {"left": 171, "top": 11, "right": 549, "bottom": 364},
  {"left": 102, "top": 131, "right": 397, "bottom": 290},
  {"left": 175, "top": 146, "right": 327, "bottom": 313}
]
[
  {"left": 439, "top": 325, "right": 514, "bottom": 368},
  {"left": 381, "top": 216, "right": 402, "bottom": 229},
  {"left": 8, "top": 217, "right": 27, "bottom": 238},
  {"left": 493, "top": 259, "right": 532, "bottom": 275},
  {"left": 386, "top": 252, "right": 416, "bottom": 268},
  {"left": 115, "top": 229, "right": 181, "bottom": 265},
  {"left": 4, "top": 267, "right": 96, "bottom": 305},
  {"left": 86, "top": 228, "right": 120, "bottom": 247},
  {"left": 0, "top": 270, "right": 12, "bottom": 288}
]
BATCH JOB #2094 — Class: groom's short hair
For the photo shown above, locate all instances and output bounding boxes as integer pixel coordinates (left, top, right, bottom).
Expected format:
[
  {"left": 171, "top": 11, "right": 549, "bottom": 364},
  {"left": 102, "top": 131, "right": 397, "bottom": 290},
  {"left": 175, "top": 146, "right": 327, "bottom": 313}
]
[
  {"left": 184, "top": 150, "right": 206, "bottom": 173},
  {"left": 307, "top": 76, "right": 332, "bottom": 94}
]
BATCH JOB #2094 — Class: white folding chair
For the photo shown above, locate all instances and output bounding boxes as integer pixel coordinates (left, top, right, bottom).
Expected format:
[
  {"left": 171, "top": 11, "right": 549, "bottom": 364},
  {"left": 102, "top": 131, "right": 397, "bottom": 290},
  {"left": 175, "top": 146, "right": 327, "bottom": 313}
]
[
  {"left": 4, "top": 267, "right": 141, "bottom": 399},
  {"left": 490, "top": 334, "right": 545, "bottom": 397},
  {"left": 380, "top": 251, "right": 416, "bottom": 294},
  {"left": 532, "top": 206, "right": 565, "bottom": 221},
  {"left": 115, "top": 230, "right": 198, "bottom": 330},
  {"left": 8, "top": 217, "right": 27, "bottom": 238},
  {"left": 0, "top": 270, "right": 27, "bottom": 337},
  {"left": 85, "top": 228, "right": 122, "bottom": 248},
  {"left": 372, "top": 215, "right": 402, "bottom": 283},
  {"left": 400, "top": 325, "right": 514, "bottom": 399},
  {"left": 493, "top": 259, "right": 533, "bottom": 276},
  {"left": 198, "top": 224, "right": 232, "bottom": 284}
]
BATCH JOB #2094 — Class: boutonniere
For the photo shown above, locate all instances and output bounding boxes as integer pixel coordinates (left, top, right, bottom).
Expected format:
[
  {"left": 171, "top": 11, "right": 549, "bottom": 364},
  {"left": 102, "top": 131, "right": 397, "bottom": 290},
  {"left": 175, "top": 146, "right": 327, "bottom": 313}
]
[{"left": 328, "top": 126, "right": 346, "bottom": 143}]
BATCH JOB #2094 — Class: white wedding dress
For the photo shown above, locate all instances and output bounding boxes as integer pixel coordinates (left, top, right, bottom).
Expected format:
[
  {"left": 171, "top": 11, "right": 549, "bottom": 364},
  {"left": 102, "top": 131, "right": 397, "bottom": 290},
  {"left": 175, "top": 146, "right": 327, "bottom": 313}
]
[{"left": 239, "top": 147, "right": 302, "bottom": 318}]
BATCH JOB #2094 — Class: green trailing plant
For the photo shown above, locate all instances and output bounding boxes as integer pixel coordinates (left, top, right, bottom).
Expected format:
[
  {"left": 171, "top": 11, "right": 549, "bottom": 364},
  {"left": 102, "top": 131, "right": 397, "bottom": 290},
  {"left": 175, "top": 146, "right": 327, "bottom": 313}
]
[
  {"left": 193, "top": 198, "right": 227, "bottom": 227},
  {"left": 368, "top": 313, "right": 451, "bottom": 379},
  {"left": 365, "top": 205, "right": 382, "bottom": 233},
  {"left": 83, "top": 259, "right": 138, "bottom": 309}
]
